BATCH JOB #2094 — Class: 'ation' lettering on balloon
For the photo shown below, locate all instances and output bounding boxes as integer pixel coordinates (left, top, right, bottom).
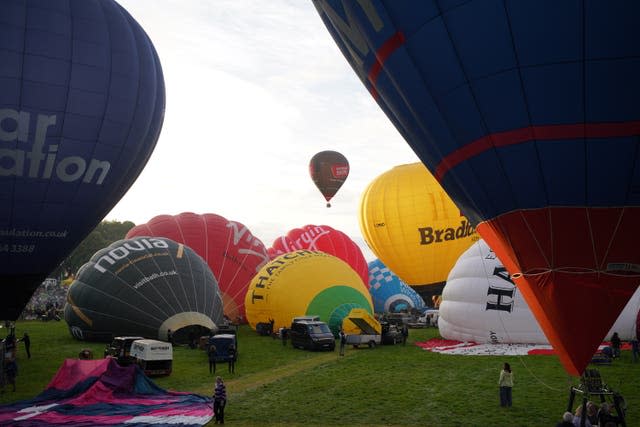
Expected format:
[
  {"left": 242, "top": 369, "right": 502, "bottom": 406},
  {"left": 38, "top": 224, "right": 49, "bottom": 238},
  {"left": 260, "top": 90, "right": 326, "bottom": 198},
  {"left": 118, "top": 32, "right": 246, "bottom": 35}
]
[{"left": 0, "top": 109, "right": 111, "bottom": 184}]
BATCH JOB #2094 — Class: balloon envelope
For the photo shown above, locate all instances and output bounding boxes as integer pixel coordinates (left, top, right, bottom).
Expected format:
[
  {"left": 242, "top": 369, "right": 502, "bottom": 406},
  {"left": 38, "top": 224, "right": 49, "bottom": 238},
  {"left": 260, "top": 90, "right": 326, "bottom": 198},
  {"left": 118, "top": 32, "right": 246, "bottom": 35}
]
[
  {"left": 314, "top": 1, "right": 640, "bottom": 375},
  {"left": 440, "top": 240, "right": 640, "bottom": 344},
  {"left": 126, "top": 212, "right": 269, "bottom": 322},
  {"left": 0, "top": 0, "right": 165, "bottom": 319},
  {"left": 244, "top": 250, "right": 372, "bottom": 335},
  {"left": 268, "top": 224, "right": 368, "bottom": 286},
  {"left": 359, "top": 163, "right": 477, "bottom": 288},
  {"left": 309, "top": 150, "right": 349, "bottom": 207},
  {"left": 64, "top": 236, "right": 224, "bottom": 342},
  {"left": 368, "top": 259, "right": 425, "bottom": 314}
]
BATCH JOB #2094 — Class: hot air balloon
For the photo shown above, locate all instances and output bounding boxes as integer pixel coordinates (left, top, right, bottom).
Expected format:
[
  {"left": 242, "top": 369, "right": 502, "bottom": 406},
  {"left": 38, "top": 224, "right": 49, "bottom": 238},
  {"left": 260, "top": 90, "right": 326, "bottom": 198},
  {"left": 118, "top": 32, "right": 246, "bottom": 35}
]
[
  {"left": 314, "top": 1, "right": 640, "bottom": 376},
  {"left": 440, "top": 240, "right": 640, "bottom": 344},
  {"left": 359, "top": 163, "right": 477, "bottom": 297},
  {"left": 309, "top": 150, "right": 349, "bottom": 207},
  {"left": 268, "top": 224, "right": 368, "bottom": 286},
  {"left": 244, "top": 250, "right": 372, "bottom": 335},
  {"left": 64, "top": 236, "right": 224, "bottom": 343},
  {"left": 0, "top": 0, "right": 165, "bottom": 320},
  {"left": 126, "top": 213, "right": 269, "bottom": 322},
  {"left": 368, "top": 259, "right": 425, "bottom": 314}
]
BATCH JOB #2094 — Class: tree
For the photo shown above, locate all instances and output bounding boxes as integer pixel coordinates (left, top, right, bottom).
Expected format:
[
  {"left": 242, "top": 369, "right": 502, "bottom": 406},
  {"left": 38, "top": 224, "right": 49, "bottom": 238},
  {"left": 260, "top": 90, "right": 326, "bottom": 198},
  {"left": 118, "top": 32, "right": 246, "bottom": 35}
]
[{"left": 55, "top": 220, "right": 136, "bottom": 278}]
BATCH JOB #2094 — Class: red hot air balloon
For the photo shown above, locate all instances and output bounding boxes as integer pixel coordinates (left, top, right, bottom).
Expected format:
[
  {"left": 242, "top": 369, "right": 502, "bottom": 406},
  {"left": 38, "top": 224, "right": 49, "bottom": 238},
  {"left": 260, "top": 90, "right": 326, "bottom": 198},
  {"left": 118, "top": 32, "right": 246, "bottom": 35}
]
[
  {"left": 126, "top": 213, "right": 269, "bottom": 323},
  {"left": 309, "top": 151, "right": 349, "bottom": 207},
  {"left": 268, "top": 224, "right": 369, "bottom": 287},
  {"left": 313, "top": 1, "right": 640, "bottom": 375}
]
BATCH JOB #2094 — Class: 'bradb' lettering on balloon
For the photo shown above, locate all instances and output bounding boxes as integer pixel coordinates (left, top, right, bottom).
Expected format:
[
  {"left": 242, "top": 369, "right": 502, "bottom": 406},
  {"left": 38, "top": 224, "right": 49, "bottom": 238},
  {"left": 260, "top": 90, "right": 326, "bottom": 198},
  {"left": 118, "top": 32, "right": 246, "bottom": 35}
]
[
  {"left": 0, "top": 109, "right": 111, "bottom": 184},
  {"left": 418, "top": 220, "right": 475, "bottom": 245}
]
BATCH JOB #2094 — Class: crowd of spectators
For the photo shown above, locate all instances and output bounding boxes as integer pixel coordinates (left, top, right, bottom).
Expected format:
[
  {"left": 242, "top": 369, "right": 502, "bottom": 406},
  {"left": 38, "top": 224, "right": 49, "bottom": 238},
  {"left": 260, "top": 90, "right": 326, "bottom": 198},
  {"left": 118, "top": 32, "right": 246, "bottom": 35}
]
[{"left": 19, "top": 278, "right": 67, "bottom": 321}]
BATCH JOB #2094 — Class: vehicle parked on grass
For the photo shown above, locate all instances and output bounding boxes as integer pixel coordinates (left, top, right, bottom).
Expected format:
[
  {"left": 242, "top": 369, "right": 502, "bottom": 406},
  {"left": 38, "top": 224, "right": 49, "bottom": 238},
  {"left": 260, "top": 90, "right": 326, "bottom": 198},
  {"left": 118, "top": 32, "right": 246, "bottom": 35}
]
[
  {"left": 342, "top": 308, "right": 382, "bottom": 349},
  {"left": 104, "top": 336, "right": 144, "bottom": 365},
  {"left": 208, "top": 334, "right": 238, "bottom": 362},
  {"left": 289, "top": 320, "right": 335, "bottom": 351},
  {"left": 130, "top": 339, "right": 173, "bottom": 377},
  {"left": 380, "top": 321, "right": 403, "bottom": 345}
]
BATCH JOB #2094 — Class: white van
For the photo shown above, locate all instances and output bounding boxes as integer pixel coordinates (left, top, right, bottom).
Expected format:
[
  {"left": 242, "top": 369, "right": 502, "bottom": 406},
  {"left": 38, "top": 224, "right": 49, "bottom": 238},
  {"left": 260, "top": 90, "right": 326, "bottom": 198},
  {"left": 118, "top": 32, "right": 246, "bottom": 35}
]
[{"left": 130, "top": 339, "right": 173, "bottom": 377}]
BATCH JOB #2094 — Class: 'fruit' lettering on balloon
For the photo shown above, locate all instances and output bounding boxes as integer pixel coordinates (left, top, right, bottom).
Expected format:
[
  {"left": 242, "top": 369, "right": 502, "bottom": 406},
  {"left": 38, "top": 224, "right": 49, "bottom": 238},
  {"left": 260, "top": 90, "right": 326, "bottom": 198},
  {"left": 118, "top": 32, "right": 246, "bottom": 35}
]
[{"left": 0, "top": 109, "right": 111, "bottom": 184}]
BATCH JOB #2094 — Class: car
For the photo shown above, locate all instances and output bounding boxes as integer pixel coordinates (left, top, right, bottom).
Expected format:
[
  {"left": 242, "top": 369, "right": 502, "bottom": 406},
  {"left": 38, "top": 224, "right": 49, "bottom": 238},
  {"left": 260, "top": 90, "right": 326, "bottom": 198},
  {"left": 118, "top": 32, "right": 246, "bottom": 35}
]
[
  {"left": 289, "top": 320, "right": 335, "bottom": 351},
  {"left": 104, "top": 336, "right": 144, "bottom": 365},
  {"left": 380, "top": 321, "right": 403, "bottom": 345}
]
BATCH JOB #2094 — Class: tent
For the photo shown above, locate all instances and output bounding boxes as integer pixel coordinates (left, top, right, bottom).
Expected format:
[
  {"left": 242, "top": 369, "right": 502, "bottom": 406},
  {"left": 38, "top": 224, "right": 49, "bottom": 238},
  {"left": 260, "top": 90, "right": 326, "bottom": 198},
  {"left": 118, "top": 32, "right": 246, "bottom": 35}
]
[{"left": 0, "top": 358, "right": 212, "bottom": 426}]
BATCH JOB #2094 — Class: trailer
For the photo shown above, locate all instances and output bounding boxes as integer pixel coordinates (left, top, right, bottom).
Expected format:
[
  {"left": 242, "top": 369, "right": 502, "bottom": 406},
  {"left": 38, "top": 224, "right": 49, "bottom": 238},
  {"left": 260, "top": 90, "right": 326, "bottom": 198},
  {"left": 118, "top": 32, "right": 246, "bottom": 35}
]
[{"left": 342, "top": 308, "right": 382, "bottom": 349}]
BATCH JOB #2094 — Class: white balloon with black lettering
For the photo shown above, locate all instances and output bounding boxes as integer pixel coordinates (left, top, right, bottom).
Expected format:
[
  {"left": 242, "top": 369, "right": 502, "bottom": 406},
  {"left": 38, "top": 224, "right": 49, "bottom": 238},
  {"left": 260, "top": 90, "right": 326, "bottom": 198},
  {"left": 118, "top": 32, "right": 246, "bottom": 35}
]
[{"left": 439, "top": 240, "right": 639, "bottom": 343}]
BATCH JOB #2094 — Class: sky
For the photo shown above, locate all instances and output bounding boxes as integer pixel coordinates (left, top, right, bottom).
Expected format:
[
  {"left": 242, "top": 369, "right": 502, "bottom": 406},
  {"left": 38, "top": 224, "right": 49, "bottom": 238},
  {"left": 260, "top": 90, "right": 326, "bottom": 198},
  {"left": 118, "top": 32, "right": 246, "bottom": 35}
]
[{"left": 106, "top": 0, "right": 420, "bottom": 261}]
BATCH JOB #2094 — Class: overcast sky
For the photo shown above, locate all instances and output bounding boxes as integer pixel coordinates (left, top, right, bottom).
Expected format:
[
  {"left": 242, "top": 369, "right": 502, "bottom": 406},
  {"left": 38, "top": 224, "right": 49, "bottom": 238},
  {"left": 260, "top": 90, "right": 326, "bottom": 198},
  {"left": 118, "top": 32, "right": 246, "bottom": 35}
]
[{"left": 107, "top": 0, "right": 420, "bottom": 261}]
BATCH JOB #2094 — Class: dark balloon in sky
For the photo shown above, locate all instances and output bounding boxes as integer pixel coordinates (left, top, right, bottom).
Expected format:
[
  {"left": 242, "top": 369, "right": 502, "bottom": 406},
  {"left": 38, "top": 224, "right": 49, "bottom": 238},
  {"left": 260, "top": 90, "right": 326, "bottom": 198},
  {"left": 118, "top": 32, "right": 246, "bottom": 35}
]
[
  {"left": 64, "top": 236, "right": 224, "bottom": 343},
  {"left": 0, "top": 0, "right": 165, "bottom": 320},
  {"left": 314, "top": 1, "right": 640, "bottom": 375},
  {"left": 309, "top": 150, "right": 349, "bottom": 207}
]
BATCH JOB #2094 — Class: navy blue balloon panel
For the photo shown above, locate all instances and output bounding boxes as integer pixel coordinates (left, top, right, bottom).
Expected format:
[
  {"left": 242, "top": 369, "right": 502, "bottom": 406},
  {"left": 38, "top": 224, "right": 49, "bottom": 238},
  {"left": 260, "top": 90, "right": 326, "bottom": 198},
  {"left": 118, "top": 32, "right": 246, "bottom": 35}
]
[
  {"left": 314, "top": 0, "right": 640, "bottom": 376},
  {"left": 0, "top": 0, "right": 165, "bottom": 319}
]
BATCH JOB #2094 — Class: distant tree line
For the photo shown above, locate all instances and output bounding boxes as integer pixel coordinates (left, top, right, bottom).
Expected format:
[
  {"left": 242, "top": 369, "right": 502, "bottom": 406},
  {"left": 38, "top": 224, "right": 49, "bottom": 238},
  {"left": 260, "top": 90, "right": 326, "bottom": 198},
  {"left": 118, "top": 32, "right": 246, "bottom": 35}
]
[{"left": 53, "top": 220, "right": 135, "bottom": 278}]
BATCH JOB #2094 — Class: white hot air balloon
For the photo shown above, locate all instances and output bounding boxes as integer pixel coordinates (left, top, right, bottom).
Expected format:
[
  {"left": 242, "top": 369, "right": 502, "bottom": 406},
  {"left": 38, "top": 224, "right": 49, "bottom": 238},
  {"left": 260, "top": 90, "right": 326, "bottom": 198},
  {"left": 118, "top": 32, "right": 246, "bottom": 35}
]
[{"left": 439, "top": 240, "right": 639, "bottom": 344}]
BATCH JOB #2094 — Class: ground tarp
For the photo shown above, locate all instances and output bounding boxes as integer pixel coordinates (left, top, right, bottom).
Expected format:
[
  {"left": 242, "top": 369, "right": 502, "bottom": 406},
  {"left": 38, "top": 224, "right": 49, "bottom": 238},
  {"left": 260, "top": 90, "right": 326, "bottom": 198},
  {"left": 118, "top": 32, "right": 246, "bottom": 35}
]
[{"left": 0, "top": 358, "right": 212, "bottom": 426}]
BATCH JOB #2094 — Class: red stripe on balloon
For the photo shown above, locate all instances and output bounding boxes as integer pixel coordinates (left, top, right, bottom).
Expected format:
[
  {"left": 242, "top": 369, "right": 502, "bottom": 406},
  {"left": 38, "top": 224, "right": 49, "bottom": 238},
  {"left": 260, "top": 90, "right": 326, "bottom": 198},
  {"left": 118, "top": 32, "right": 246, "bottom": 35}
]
[
  {"left": 435, "top": 121, "right": 640, "bottom": 181},
  {"left": 368, "top": 31, "right": 405, "bottom": 99}
]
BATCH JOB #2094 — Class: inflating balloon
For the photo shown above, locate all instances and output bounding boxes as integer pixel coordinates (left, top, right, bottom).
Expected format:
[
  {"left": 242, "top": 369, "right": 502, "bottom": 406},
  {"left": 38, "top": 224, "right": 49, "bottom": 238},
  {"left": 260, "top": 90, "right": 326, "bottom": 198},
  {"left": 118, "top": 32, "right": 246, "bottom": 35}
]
[
  {"left": 440, "top": 240, "right": 640, "bottom": 344},
  {"left": 64, "top": 236, "right": 224, "bottom": 343},
  {"left": 0, "top": 0, "right": 165, "bottom": 320},
  {"left": 268, "top": 224, "right": 368, "bottom": 286},
  {"left": 126, "top": 212, "right": 269, "bottom": 322},
  {"left": 314, "top": 1, "right": 640, "bottom": 376},
  {"left": 244, "top": 250, "right": 372, "bottom": 335},
  {"left": 368, "top": 259, "right": 425, "bottom": 314},
  {"left": 359, "top": 163, "right": 477, "bottom": 290},
  {"left": 309, "top": 150, "right": 349, "bottom": 207}
]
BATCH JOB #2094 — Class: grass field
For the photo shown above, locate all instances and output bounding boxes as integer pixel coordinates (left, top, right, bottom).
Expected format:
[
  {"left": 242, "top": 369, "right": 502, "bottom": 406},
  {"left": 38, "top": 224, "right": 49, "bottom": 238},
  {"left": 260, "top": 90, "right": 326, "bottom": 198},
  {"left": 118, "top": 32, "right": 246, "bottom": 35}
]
[{"left": 0, "top": 320, "right": 637, "bottom": 426}]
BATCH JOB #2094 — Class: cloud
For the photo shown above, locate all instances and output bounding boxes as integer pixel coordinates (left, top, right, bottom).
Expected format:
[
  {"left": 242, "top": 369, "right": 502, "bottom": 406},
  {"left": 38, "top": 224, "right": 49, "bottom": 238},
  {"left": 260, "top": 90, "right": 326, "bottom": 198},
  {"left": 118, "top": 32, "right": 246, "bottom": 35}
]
[{"left": 108, "top": 1, "right": 420, "bottom": 262}]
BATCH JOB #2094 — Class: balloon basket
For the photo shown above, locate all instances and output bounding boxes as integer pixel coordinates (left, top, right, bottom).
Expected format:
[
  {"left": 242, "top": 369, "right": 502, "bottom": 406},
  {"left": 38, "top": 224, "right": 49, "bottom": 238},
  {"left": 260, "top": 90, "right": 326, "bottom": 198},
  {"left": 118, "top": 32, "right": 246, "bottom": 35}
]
[
  {"left": 566, "top": 369, "right": 627, "bottom": 426},
  {"left": 326, "top": 203, "right": 331, "bottom": 208}
]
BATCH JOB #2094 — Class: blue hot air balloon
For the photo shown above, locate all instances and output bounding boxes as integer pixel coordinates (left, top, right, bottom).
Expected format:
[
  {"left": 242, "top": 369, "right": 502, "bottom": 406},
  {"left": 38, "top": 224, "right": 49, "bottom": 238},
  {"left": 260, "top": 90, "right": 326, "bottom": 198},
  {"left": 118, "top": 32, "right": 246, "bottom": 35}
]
[
  {"left": 368, "top": 259, "right": 425, "bottom": 314},
  {"left": 0, "top": 0, "right": 165, "bottom": 320},
  {"left": 314, "top": 1, "right": 640, "bottom": 375}
]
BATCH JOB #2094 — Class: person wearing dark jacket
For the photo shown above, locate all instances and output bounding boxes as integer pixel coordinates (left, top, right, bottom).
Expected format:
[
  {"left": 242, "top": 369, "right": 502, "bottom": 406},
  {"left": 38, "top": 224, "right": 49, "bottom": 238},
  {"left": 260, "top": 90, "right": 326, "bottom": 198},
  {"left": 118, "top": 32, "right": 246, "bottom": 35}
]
[
  {"left": 213, "top": 376, "right": 227, "bottom": 424},
  {"left": 227, "top": 345, "right": 236, "bottom": 374},
  {"left": 208, "top": 344, "right": 217, "bottom": 374},
  {"left": 610, "top": 332, "right": 621, "bottom": 358}
]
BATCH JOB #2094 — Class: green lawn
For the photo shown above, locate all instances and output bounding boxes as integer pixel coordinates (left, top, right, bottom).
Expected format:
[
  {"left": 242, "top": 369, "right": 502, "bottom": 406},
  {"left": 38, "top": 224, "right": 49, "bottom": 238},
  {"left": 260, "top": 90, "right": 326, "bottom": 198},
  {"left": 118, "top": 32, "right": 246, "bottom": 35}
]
[{"left": 1, "top": 320, "right": 637, "bottom": 426}]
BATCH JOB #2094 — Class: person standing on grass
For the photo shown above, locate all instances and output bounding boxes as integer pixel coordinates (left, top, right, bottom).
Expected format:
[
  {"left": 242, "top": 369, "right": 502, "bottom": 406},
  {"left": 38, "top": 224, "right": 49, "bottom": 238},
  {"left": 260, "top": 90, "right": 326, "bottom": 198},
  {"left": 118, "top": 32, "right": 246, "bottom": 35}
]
[
  {"left": 208, "top": 344, "right": 217, "bottom": 374},
  {"left": 401, "top": 324, "right": 409, "bottom": 345},
  {"left": 19, "top": 332, "right": 30, "bottom": 359},
  {"left": 339, "top": 329, "right": 346, "bottom": 356},
  {"left": 498, "top": 362, "right": 513, "bottom": 407},
  {"left": 630, "top": 336, "right": 639, "bottom": 363},
  {"left": 227, "top": 345, "right": 236, "bottom": 374},
  {"left": 610, "top": 332, "right": 621, "bottom": 358},
  {"left": 213, "top": 376, "right": 226, "bottom": 424}
]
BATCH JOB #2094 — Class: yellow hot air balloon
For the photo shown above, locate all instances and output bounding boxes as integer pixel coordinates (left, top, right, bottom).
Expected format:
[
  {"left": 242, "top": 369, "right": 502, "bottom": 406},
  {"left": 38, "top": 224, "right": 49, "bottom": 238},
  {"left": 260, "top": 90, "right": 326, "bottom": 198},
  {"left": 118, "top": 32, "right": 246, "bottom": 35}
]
[
  {"left": 244, "top": 250, "right": 372, "bottom": 335},
  {"left": 359, "top": 163, "right": 478, "bottom": 291}
]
